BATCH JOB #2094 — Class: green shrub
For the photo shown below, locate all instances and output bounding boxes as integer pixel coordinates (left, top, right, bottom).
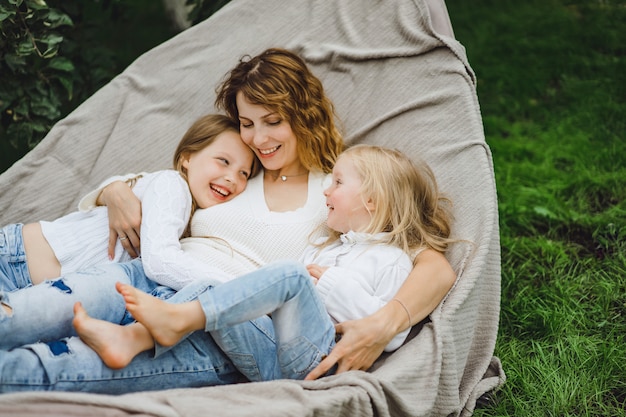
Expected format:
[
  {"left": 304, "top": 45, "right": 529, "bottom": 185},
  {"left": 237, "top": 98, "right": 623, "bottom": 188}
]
[
  {"left": 0, "top": 0, "right": 231, "bottom": 172},
  {"left": 0, "top": 0, "right": 74, "bottom": 167}
]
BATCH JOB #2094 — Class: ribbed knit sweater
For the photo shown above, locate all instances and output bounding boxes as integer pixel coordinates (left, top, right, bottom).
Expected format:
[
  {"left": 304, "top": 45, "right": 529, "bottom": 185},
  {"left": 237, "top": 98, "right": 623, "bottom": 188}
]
[
  {"left": 179, "top": 171, "right": 330, "bottom": 280},
  {"left": 76, "top": 170, "right": 330, "bottom": 286}
]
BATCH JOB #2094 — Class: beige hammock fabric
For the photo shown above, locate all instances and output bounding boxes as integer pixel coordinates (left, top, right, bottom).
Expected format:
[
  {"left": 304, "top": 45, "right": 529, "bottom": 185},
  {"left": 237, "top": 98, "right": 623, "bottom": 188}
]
[{"left": 0, "top": 0, "right": 505, "bottom": 415}]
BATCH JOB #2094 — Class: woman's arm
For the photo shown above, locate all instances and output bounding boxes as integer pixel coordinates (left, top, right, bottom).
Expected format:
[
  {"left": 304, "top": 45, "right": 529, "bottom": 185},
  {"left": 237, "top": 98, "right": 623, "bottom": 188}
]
[
  {"left": 97, "top": 180, "right": 143, "bottom": 259},
  {"left": 305, "top": 249, "right": 456, "bottom": 379}
]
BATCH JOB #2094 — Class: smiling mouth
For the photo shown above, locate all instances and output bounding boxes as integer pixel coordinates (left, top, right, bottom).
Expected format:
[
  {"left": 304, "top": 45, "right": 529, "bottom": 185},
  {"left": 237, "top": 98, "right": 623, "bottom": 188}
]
[
  {"left": 211, "top": 184, "right": 231, "bottom": 197},
  {"left": 258, "top": 145, "right": 280, "bottom": 155}
]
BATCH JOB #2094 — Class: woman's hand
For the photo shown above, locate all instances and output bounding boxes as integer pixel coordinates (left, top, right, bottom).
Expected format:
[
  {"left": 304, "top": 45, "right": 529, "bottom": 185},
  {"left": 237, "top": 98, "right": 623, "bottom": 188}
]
[
  {"left": 305, "top": 310, "right": 395, "bottom": 380},
  {"left": 98, "top": 181, "right": 142, "bottom": 259}
]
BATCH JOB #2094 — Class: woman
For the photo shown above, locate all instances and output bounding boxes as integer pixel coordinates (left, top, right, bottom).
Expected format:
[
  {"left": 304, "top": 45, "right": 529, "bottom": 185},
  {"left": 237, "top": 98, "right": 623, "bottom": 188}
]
[
  {"left": 101, "top": 48, "right": 456, "bottom": 379},
  {"left": 0, "top": 48, "right": 455, "bottom": 393}
]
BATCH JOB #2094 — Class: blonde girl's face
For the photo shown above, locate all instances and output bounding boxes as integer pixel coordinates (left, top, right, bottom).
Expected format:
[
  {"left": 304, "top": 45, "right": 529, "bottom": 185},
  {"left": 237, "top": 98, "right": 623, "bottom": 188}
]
[
  {"left": 323, "top": 154, "right": 375, "bottom": 234},
  {"left": 182, "top": 131, "right": 255, "bottom": 209},
  {"left": 235, "top": 92, "right": 303, "bottom": 174}
]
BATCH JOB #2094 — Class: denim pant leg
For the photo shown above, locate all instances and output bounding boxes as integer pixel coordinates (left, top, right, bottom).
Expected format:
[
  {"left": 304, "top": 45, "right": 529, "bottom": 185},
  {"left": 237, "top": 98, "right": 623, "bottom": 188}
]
[
  {"left": 197, "top": 260, "right": 336, "bottom": 380},
  {"left": 0, "top": 259, "right": 158, "bottom": 350},
  {"left": 0, "top": 331, "right": 245, "bottom": 394},
  {"left": 210, "top": 317, "right": 281, "bottom": 382},
  {"left": 148, "top": 278, "right": 281, "bottom": 382},
  {"left": 0, "top": 223, "right": 32, "bottom": 292},
  {"left": 151, "top": 278, "right": 219, "bottom": 357}
]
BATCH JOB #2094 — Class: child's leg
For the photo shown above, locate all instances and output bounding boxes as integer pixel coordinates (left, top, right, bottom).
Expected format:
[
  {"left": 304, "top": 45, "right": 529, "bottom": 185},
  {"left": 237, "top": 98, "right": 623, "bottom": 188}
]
[
  {"left": 120, "top": 260, "right": 335, "bottom": 380},
  {"left": 0, "top": 259, "right": 158, "bottom": 350},
  {"left": 73, "top": 302, "right": 155, "bottom": 369},
  {"left": 74, "top": 279, "right": 218, "bottom": 369},
  {"left": 210, "top": 317, "right": 281, "bottom": 382},
  {"left": 0, "top": 223, "right": 33, "bottom": 292},
  {"left": 119, "top": 282, "right": 205, "bottom": 347},
  {"left": 196, "top": 260, "right": 336, "bottom": 380},
  {"left": 0, "top": 331, "right": 246, "bottom": 394},
  {"left": 109, "top": 279, "right": 279, "bottom": 378}
]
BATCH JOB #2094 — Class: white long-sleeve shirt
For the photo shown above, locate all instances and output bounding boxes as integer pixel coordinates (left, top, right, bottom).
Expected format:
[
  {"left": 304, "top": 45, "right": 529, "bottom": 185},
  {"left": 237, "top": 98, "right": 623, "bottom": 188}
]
[
  {"left": 42, "top": 170, "right": 231, "bottom": 289},
  {"left": 302, "top": 231, "right": 418, "bottom": 352},
  {"left": 77, "top": 171, "right": 330, "bottom": 287}
]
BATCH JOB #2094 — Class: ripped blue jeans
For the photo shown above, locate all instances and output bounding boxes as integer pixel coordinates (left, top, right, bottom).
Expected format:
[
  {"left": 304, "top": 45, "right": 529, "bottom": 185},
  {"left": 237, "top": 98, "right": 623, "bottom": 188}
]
[
  {"left": 160, "top": 259, "right": 336, "bottom": 380},
  {"left": 0, "top": 259, "right": 163, "bottom": 350},
  {"left": 0, "top": 260, "right": 333, "bottom": 393},
  {"left": 0, "top": 223, "right": 33, "bottom": 292}
]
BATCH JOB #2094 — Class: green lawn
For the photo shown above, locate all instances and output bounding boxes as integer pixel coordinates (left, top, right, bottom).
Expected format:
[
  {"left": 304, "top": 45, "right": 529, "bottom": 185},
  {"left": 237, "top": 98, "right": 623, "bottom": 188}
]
[{"left": 446, "top": 0, "right": 626, "bottom": 415}]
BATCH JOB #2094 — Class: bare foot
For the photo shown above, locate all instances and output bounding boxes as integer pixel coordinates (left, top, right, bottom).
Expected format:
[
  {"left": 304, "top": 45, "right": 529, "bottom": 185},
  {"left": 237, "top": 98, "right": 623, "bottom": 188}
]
[
  {"left": 115, "top": 282, "right": 192, "bottom": 347},
  {"left": 72, "top": 302, "right": 153, "bottom": 369}
]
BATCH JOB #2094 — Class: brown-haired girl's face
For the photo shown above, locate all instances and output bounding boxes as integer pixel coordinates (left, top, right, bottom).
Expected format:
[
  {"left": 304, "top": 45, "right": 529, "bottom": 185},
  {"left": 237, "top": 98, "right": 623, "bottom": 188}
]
[
  {"left": 182, "top": 131, "right": 254, "bottom": 209},
  {"left": 235, "top": 92, "right": 302, "bottom": 174}
]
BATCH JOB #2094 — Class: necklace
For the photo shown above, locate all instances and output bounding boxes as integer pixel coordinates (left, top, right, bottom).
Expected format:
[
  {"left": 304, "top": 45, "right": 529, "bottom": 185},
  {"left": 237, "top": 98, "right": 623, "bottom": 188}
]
[
  {"left": 279, "top": 172, "right": 308, "bottom": 182},
  {"left": 269, "top": 171, "right": 308, "bottom": 182}
]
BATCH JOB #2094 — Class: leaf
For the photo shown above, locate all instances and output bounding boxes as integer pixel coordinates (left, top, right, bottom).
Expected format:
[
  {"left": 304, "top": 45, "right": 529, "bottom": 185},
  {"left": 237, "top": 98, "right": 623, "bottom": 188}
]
[
  {"left": 3, "top": 53, "right": 27, "bottom": 72},
  {"left": 56, "top": 75, "right": 74, "bottom": 100},
  {"left": 30, "top": 94, "right": 61, "bottom": 119},
  {"left": 7, "top": 122, "right": 34, "bottom": 149},
  {"left": 44, "top": 8, "right": 73, "bottom": 28},
  {"left": 16, "top": 39, "right": 36, "bottom": 56},
  {"left": 24, "top": 0, "right": 48, "bottom": 11},
  {"left": 47, "top": 56, "right": 75, "bottom": 72},
  {"left": 0, "top": 7, "right": 17, "bottom": 22},
  {"left": 35, "top": 32, "right": 63, "bottom": 57}
]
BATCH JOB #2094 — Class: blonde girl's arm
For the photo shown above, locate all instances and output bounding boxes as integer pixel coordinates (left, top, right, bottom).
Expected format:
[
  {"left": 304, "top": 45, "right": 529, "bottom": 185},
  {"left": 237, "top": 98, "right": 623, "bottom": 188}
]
[{"left": 305, "top": 248, "right": 456, "bottom": 379}]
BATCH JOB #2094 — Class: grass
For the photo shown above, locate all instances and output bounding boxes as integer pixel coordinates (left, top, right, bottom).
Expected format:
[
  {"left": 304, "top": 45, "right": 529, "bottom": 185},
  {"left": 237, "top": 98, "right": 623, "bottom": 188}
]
[{"left": 445, "top": 0, "right": 626, "bottom": 415}]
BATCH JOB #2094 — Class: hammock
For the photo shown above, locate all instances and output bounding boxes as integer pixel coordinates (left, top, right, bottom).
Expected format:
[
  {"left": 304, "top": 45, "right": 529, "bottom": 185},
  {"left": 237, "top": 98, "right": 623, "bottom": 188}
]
[{"left": 0, "top": 0, "right": 505, "bottom": 415}]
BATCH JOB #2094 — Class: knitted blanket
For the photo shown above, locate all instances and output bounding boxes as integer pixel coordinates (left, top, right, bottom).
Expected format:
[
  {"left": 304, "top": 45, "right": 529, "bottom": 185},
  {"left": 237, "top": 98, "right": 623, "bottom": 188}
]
[{"left": 0, "top": 0, "right": 505, "bottom": 415}]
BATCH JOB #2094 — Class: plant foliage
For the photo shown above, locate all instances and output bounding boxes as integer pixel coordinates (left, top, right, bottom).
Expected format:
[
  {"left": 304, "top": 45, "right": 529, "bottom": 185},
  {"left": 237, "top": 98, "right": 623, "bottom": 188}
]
[
  {"left": 0, "top": 0, "right": 231, "bottom": 172},
  {"left": 0, "top": 0, "right": 74, "bottom": 158}
]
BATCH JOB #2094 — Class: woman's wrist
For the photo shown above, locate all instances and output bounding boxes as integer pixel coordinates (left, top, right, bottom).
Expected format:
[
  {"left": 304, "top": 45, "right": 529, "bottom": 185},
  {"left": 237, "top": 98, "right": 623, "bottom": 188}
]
[
  {"left": 96, "top": 180, "right": 126, "bottom": 207},
  {"left": 373, "top": 301, "right": 410, "bottom": 340}
]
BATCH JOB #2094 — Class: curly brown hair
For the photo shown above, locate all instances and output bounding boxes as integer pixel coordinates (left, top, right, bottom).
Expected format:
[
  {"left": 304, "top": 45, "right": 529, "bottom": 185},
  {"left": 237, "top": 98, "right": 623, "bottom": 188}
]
[{"left": 215, "top": 48, "right": 344, "bottom": 174}]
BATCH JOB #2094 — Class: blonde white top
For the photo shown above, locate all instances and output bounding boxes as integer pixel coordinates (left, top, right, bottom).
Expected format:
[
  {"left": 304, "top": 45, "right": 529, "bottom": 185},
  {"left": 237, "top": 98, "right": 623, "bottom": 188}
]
[{"left": 302, "top": 231, "right": 419, "bottom": 351}]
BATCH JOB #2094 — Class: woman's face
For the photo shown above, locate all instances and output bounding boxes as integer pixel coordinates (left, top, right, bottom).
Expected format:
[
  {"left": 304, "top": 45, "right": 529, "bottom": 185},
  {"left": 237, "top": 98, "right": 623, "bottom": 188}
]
[{"left": 235, "top": 92, "right": 303, "bottom": 174}]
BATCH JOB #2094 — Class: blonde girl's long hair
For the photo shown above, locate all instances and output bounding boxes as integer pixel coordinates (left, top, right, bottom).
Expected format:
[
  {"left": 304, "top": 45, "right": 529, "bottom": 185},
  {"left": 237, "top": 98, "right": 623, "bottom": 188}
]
[
  {"left": 172, "top": 113, "right": 261, "bottom": 236},
  {"left": 215, "top": 47, "right": 344, "bottom": 174},
  {"left": 322, "top": 145, "right": 454, "bottom": 254}
]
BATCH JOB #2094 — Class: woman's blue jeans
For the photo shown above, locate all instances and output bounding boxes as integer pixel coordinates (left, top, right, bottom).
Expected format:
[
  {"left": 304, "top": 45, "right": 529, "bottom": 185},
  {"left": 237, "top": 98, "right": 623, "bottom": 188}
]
[{"left": 0, "top": 260, "right": 335, "bottom": 393}]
